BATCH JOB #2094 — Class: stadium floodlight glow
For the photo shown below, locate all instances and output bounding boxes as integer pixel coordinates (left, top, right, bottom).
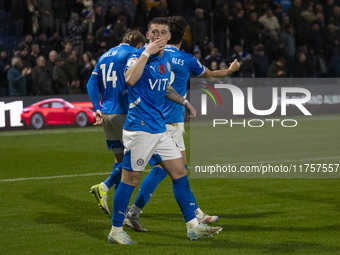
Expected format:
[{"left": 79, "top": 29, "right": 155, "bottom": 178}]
[{"left": 201, "top": 84, "right": 312, "bottom": 116}]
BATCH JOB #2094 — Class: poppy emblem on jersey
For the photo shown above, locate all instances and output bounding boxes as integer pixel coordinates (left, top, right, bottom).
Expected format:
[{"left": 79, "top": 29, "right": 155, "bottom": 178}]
[
  {"left": 159, "top": 64, "right": 165, "bottom": 74},
  {"left": 167, "top": 62, "right": 171, "bottom": 72},
  {"left": 137, "top": 158, "right": 144, "bottom": 166}
]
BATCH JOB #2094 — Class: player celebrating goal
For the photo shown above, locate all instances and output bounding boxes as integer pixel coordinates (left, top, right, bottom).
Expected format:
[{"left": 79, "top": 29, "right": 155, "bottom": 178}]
[
  {"left": 124, "top": 16, "right": 240, "bottom": 232},
  {"left": 87, "top": 31, "right": 145, "bottom": 214},
  {"left": 107, "top": 17, "right": 222, "bottom": 245}
]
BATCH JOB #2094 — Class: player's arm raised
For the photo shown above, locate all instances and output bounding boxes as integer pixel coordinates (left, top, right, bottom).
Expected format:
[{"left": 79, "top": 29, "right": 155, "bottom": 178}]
[
  {"left": 125, "top": 38, "right": 167, "bottom": 86},
  {"left": 201, "top": 59, "right": 240, "bottom": 78},
  {"left": 166, "top": 85, "right": 196, "bottom": 119}
]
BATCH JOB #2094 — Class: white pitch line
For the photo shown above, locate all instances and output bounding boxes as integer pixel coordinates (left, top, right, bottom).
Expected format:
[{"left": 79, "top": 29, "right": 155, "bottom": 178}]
[{"left": 0, "top": 169, "right": 152, "bottom": 183}]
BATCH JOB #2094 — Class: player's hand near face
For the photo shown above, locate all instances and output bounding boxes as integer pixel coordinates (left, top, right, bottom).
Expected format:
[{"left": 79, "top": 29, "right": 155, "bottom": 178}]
[
  {"left": 94, "top": 109, "right": 103, "bottom": 125},
  {"left": 144, "top": 38, "right": 167, "bottom": 55}
]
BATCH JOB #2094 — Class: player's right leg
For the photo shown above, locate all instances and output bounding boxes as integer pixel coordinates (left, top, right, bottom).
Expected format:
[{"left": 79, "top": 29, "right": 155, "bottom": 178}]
[
  {"left": 90, "top": 114, "right": 126, "bottom": 215},
  {"left": 108, "top": 130, "right": 160, "bottom": 244}
]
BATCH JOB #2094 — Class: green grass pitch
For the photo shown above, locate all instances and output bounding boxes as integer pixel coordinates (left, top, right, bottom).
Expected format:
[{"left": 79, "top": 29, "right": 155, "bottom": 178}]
[{"left": 0, "top": 118, "right": 339, "bottom": 255}]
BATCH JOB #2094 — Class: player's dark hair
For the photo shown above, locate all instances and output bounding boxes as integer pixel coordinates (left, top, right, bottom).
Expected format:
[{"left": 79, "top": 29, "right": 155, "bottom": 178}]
[
  {"left": 121, "top": 30, "right": 146, "bottom": 47},
  {"left": 148, "top": 17, "right": 170, "bottom": 30},
  {"left": 168, "top": 16, "right": 187, "bottom": 44}
]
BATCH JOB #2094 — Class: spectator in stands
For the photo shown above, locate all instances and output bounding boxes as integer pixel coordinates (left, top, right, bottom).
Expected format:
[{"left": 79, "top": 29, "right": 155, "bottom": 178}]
[
  {"left": 252, "top": 46, "right": 269, "bottom": 78},
  {"left": 259, "top": 8, "right": 281, "bottom": 34},
  {"left": 205, "top": 47, "right": 222, "bottom": 69},
  {"left": 112, "top": 15, "right": 128, "bottom": 46},
  {"left": 46, "top": 50, "right": 57, "bottom": 77},
  {"left": 190, "top": 8, "right": 208, "bottom": 51},
  {"left": 67, "top": 12, "right": 89, "bottom": 58},
  {"left": 94, "top": 5, "right": 105, "bottom": 31},
  {"left": 37, "top": 0, "right": 53, "bottom": 36},
  {"left": 23, "top": 0, "right": 39, "bottom": 36},
  {"left": 149, "top": 0, "right": 169, "bottom": 20},
  {"left": 35, "top": 33, "right": 52, "bottom": 58},
  {"left": 213, "top": 2, "right": 229, "bottom": 57},
  {"left": 52, "top": 0, "right": 67, "bottom": 37},
  {"left": 229, "top": 8, "right": 246, "bottom": 51},
  {"left": 48, "top": 32, "right": 64, "bottom": 53},
  {"left": 27, "top": 42, "right": 40, "bottom": 67},
  {"left": 239, "top": 52, "right": 254, "bottom": 77},
  {"left": 18, "top": 34, "right": 33, "bottom": 51},
  {"left": 7, "top": 56, "right": 31, "bottom": 96},
  {"left": 9, "top": 0, "right": 24, "bottom": 36},
  {"left": 64, "top": 50, "right": 81, "bottom": 94},
  {"left": 0, "top": 48, "right": 10, "bottom": 97},
  {"left": 79, "top": 51, "right": 95, "bottom": 93},
  {"left": 267, "top": 57, "right": 286, "bottom": 77},
  {"left": 308, "top": 22, "right": 324, "bottom": 76},
  {"left": 287, "top": 0, "right": 303, "bottom": 32},
  {"left": 134, "top": 0, "right": 148, "bottom": 33},
  {"left": 17, "top": 47, "right": 32, "bottom": 68},
  {"left": 52, "top": 56, "right": 68, "bottom": 94},
  {"left": 280, "top": 24, "right": 296, "bottom": 76},
  {"left": 59, "top": 41, "right": 73, "bottom": 59},
  {"left": 31, "top": 56, "right": 53, "bottom": 95},
  {"left": 105, "top": 5, "right": 118, "bottom": 27},
  {"left": 293, "top": 51, "right": 308, "bottom": 77},
  {"left": 324, "top": 24, "right": 340, "bottom": 61},
  {"left": 95, "top": 25, "right": 115, "bottom": 52},
  {"left": 119, "top": 3, "right": 133, "bottom": 28}
]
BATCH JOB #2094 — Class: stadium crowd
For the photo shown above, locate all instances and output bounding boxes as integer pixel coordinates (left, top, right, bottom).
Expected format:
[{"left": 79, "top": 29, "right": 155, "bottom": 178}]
[{"left": 1, "top": 0, "right": 340, "bottom": 97}]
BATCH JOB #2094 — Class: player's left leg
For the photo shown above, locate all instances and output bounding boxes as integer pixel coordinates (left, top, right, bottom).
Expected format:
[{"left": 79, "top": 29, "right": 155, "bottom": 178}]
[{"left": 90, "top": 114, "right": 126, "bottom": 214}]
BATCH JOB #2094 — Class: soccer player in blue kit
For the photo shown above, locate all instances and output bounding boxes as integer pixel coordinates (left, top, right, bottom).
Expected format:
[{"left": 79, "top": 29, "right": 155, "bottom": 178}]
[
  {"left": 107, "top": 17, "right": 223, "bottom": 245},
  {"left": 124, "top": 16, "right": 240, "bottom": 231},
  {"left": 87, "top": 31, "right": 146, "bottom": 214}
]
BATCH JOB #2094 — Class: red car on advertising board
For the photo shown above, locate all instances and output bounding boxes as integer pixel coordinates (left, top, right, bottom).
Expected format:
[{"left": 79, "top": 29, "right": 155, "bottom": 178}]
[{"left": 21, "top": 98, "right": 96, "bottom": 129}]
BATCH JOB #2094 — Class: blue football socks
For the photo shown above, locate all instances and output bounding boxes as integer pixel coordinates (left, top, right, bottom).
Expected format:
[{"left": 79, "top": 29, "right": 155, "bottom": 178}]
[
  {"left": 103, "top": 162, "right": 122, "bottom": 190},
  {"left": 112, "top": 181, "right": 135, "bottom": 227}
]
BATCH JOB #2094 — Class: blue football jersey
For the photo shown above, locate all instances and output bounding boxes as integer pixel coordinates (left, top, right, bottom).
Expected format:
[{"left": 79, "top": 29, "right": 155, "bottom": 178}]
[
  {"left": 123, "top": 48, "right": 172, "bottom": 133},
  {"left": 163, "top": 45, "right": 205, "bottom": 123},
  {"left": 87, "top": 44, "right": 137, "bottom": 114}
]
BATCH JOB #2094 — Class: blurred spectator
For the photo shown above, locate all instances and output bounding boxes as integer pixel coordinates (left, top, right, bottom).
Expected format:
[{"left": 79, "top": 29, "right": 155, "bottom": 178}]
[
  {"left": 105, "top": 5, "right": 118, "bottom": 27},
  {"left": 205, "top": 47, "right": 221, "bottom": 69},
  {"left": 267, "top": 57, "right": 286, "bottom": 77},
  {"left": 245, "top": 11, "right": 261, "bottom": 51},
  {"left": 213, "top": 2, "right": 229, "bottom": 57},
  {"left": 280, "top": 24, "right": 296, "bottom": 76},
  {"left": 113, "top": 15, "right": 128, "bottom": 46},
  {"left": 190, "top": 8, "right": 208, "bottom": 51},
  {"left": 31, "top": 56, "right": 53, "bottom": 95},
  {"left": 48, "top": 32, "right": 64, "bottom": 53},
  {"left": 119, "top": 3, "right": 133, "bottom": 28},
  {"left": 253, "top": 46, "right": 269, "bottom": 77},
  {"left": 324, "top": 24, "right": 340, "bottom": 61},
  {"left": 265, "top": 31, "right": 285, "bottom": 63},
  {"left": 293, "top": 51, "right": 308, "bottom": 77},
  {"left": 18, "top": 34, "right": 33, "bottom": 51},
  {"left": 324, "top": 0, "right": 335, "bottom": 24},
  {"left": 300, "top": 3, "right": 316, "bottom": 23},
  {"left": 37, "top": 0, "right": 53, "bottom": 36},
  {"left": 134, "top": 0, "right": 148, "bottom": 33},
  {"left": 240, "top": 52, "right": 254, "bottom": 77},
  {"left": 229, "top": 8, "right": 246, "bottom": 50},
  {"left": 27, "top": 42, "right": 40, "bottom": 67},
  {"left": 35, "top": 33, "right": 52, "bottom": 58},
  {"left": 23, "top": 0, "right": 39, "bottom": 35},
  {"left": 18, "top": 47, "right": 32, "bottom": 68},
  {"left": 64, "top": 50, "right": 81, "bottom": 94},
  {"left": 46, "top": 50, "right": 57, "bottom": 77},
  {"left": 308, "top": 22, "right": 324, "bottom": 75},
  {"left": 7, "top": 56, "right": 31, "bottom": 96},
  {"left": 95, "top": 25, "right": 115, "bottom": 51},
  {"left": 94, "top": 5, "right": 105, "bottom": 31},
  {"left": 273, "top": 3, "right": 285, "bottom": 24},
  {"left": 0, "top": 49, "right": 10, "bottom": 97},
  {"left": 330, "top": 6, "right": 340, "bottom": 30},
  {"left": 53, "top": 56, "right": 68, "bottom": 94},
  {"left": 53, "top": 0, "right": 67, "bottom": 37},
  {"left": 258, "top": 8, "right": 280, "bottom": 33},
  {"left": 79, "top": 51, "right": 95, "bottom": 93},
  {"left": 287, "top": 0, "right": 303, "bottom": 31},
  {"left": 59, "top": 41, "right": 73, "bottom": 59},
  {"left": 9, "top": 0, "right": 24, "bottom": 36},
  {"left": 149, "top": 0, "right": 169, "bottom": 20},
  {"left": 67, "top": 12, "right": 89, "bottom": 57}
]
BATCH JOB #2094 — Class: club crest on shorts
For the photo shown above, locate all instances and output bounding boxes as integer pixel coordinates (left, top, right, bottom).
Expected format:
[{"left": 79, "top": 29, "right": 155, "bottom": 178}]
[{"left": 137, "top": 158, "right": 144, "bottom": 166}]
